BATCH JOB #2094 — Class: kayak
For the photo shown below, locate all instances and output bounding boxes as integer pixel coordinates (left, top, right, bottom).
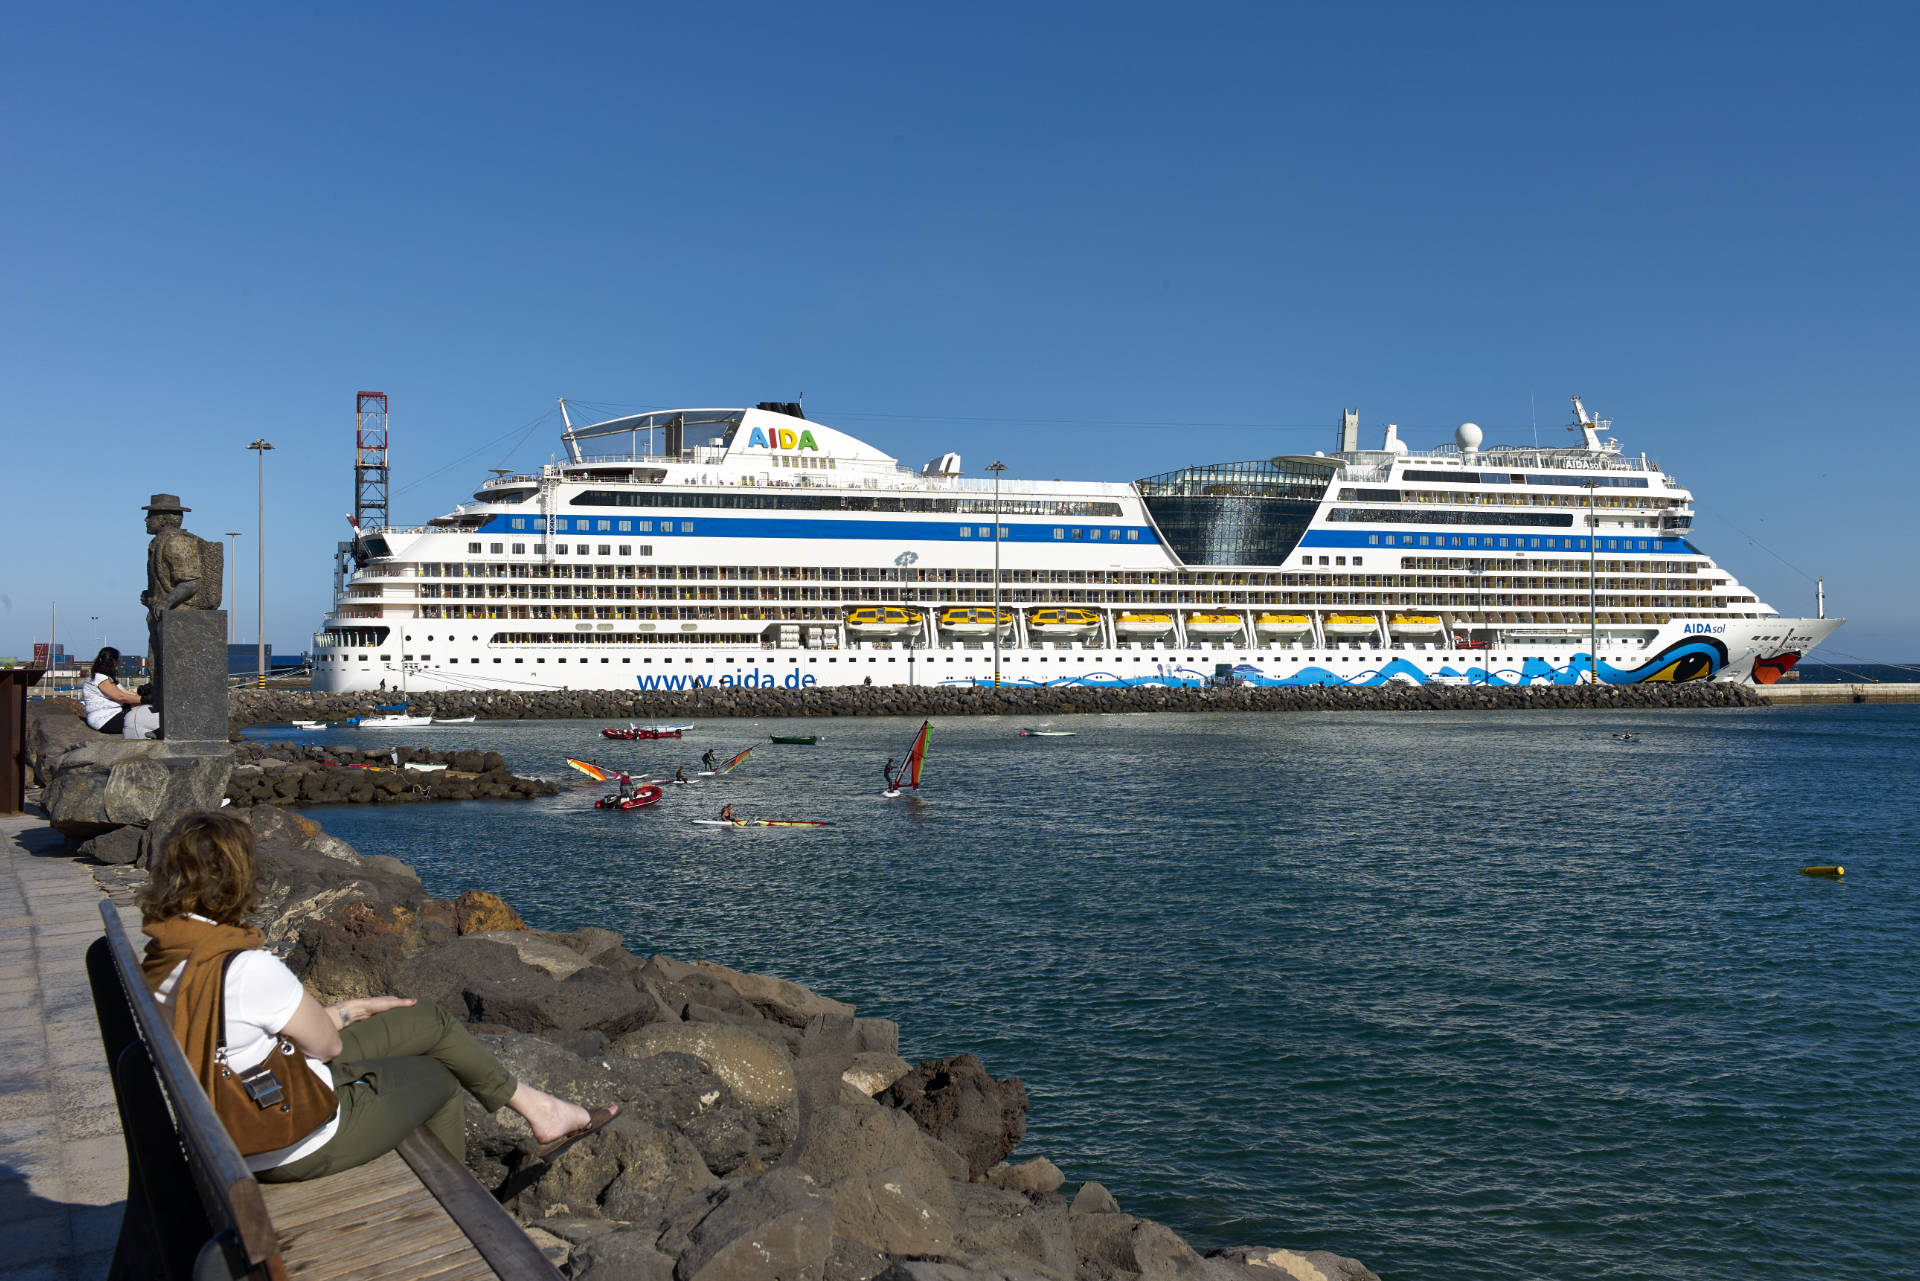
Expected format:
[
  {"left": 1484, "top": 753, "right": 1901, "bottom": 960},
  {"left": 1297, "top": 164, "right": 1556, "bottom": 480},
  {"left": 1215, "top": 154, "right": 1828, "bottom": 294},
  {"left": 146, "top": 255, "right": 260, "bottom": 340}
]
[
  {"left": 604, "top": 726, "right": 683, "bottom": 740},
  {"left": 691, "top": 818, "right": 832, "bottom": 828},
  {"left": 595, "top": 785, "right": 664, "bottom": 810},
  {"left": 769, "top": 735, "right": 818, "bottom": 745},
  {"left": 1018, "top": 729, "right": 1076, "bottom": 737}
]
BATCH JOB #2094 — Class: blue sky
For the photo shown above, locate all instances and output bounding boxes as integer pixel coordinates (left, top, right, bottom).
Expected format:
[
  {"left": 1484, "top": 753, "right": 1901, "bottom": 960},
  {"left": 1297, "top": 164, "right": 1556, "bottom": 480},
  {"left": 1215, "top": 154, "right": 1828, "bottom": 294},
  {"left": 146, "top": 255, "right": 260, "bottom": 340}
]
[{"left": 3, "top": 2, "right": 1914, "bottom": 662}]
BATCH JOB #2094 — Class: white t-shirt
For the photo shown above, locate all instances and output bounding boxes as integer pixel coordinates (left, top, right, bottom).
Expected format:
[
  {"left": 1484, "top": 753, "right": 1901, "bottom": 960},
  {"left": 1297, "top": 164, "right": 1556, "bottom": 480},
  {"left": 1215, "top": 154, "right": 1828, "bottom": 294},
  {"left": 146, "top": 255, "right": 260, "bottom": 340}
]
[
  {"left": 155, "top": 925, "right": 341, "bottom": 1171},
  {"left": 81, "top": 673, "right": 121, "bottom": 729}
]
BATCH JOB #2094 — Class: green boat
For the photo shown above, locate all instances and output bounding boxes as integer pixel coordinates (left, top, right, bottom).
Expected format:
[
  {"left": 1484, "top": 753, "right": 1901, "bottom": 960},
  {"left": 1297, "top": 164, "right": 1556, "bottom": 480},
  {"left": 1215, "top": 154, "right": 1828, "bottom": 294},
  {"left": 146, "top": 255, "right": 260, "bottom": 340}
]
[{"left": 769, "top": 735, "right": 818, "bottom": 745}]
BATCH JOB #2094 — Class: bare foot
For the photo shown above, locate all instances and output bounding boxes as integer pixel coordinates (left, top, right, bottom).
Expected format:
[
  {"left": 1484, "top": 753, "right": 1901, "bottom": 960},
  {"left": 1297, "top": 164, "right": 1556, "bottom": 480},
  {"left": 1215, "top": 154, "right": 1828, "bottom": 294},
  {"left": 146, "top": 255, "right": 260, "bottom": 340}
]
[{"left": 508, "top": 1083, "right": 610, "bottom": 1145}]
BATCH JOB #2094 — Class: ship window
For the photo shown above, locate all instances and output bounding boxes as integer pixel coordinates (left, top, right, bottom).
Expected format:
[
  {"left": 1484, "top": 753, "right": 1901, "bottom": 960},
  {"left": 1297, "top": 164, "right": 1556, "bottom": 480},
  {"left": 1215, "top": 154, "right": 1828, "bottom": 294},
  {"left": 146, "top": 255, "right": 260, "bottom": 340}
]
[
  {"left": 598, "top": 545, "right": 611, "bottom": 555},
  {"left": 1089, "top": 529, "right": 1100, "bottom": 540},
  {"left": 1128, "top": 530, "right": 1139, "bottom": 540},
  {"left": 533, "top": 543, "right": 545, "bottom": 554},
  {"left": 618, "top": 521, "right": 631, "bottom": 532},
  {"left": 490, "top": 543, "right": 503, "bottom": 554},
  {"left": 619, "top": 545, "right": 631, "bottom": 555},
  {"left": 1368, "top": 536, "right": 1379, "bottom": 545},
  {"left": 682, "top": 522, "right": 693, "bottom": 532},
  {"left": 512, "top": 519, "right": 526, "bottom": 530},
  {"left": 1319, "top": 556, "right": 1330, "bottom": 565},
  {"left": 1353, "top": 557, "right": 1363, "bottom": 566},
  {"left": 1054, "top": 529, "right": 1065, "bottom": 539},
  {"left": 980, "top": 527, "right": 991, "bottom": 538},
  {"left": 468, "top": 542, "right": 481, "bottom": 553},
  {"left": 1335, "top": 556, "right": 1346, "bottom": 566},
  {"left": 959, "top": 526, "right": 970, "bottom": 537},
  {"left": 493, "top": 658, "right": 501, "bottom": 663},
  {"left": 1071, "top": 529, "right": 1084, "bottom": 539},
  {"left": 597, "top": 520, "right": 611, "bottom": 532},
  {"left": 511, "top": 543, "right": 525, "bottom": 554}
]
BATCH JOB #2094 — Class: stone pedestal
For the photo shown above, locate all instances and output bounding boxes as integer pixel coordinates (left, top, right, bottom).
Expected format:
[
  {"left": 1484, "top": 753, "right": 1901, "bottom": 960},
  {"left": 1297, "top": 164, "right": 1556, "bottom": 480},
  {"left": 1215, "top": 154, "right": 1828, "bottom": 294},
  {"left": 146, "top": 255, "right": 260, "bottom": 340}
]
[
  {"left": 157, "top": 609, "right": 228, "bottom": 743},
  {"left": 42, "top": 739, "right": 233, "bottom": 839}
]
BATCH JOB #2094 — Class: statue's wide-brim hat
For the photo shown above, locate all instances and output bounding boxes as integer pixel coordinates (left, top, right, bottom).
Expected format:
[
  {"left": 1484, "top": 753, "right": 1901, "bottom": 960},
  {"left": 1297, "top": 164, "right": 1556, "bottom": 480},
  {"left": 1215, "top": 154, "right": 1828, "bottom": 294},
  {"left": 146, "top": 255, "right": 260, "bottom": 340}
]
[{"left": 142, "top": 493, "right": 190, "bottom": 513}]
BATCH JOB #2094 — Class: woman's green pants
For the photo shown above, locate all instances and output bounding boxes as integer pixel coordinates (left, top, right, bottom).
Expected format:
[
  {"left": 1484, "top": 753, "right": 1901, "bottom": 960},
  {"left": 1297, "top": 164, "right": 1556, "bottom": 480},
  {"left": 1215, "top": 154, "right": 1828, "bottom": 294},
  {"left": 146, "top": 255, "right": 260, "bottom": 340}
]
[{"left": 257, "top": 998, "right": 515, "bottom": 1182}]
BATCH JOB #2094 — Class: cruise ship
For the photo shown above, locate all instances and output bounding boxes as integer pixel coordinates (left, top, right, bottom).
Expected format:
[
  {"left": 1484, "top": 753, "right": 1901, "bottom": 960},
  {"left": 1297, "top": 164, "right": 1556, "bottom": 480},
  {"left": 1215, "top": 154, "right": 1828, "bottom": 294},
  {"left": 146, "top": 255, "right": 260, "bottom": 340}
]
[{"left": 312, "top": 397, "right": 1840, "bottom": 692}]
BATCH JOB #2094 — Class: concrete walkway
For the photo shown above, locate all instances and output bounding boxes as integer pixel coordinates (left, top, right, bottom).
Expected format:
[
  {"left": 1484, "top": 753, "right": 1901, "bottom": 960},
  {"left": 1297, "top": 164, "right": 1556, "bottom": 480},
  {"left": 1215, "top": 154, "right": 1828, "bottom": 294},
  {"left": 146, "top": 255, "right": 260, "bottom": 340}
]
[{"left": 0, "top": 812, "right": 143, "bottom": 1281}]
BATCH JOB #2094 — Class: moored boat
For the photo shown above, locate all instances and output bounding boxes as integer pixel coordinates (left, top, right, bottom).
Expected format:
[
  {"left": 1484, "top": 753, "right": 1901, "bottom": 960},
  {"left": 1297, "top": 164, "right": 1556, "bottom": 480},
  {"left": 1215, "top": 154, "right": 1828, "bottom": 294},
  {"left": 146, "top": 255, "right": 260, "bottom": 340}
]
[
  {"left": 604, "top": 725, "right": 685, "bottom": 740},
  {"left": 292, "top": 720, "right": 326, "bottom": 730},
  {"left": 769, "top": 735, "right": 818, "bottom": 745},
  {"left": 353, "top": 713, "right": 434, "bottom": 728}
]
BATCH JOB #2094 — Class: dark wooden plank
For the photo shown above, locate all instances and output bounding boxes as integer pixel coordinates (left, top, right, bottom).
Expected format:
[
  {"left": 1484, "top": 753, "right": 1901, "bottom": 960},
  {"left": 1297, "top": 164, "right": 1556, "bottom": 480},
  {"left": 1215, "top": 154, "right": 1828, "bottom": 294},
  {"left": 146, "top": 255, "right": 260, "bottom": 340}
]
[{"left": 396, "top": 1131, "right": 565, "bottom": 1280}]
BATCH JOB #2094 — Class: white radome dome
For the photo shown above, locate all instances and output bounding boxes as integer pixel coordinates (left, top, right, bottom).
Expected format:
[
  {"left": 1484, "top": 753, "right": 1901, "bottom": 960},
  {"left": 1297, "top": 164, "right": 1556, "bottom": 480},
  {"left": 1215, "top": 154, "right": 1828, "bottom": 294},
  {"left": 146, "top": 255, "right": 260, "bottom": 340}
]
[{"left": 1454, "top": 422, "right": 1483, "bottom": 451}]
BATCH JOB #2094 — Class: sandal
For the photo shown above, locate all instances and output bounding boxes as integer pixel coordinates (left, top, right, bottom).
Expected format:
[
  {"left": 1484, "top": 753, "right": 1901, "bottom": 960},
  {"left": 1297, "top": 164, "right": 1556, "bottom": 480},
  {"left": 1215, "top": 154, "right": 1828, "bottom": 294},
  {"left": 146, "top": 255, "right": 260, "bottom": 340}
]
[{"left": 533, "top": 1104, "right": 619, "bottom": 1160}]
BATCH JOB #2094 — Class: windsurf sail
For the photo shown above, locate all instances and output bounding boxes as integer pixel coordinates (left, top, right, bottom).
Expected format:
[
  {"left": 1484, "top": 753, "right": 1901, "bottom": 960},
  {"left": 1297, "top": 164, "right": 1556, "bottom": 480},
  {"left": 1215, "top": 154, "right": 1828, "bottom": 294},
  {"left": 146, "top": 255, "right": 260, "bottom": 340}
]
[
  {"left": 565, "top": 757, "right": 610, "bottom": 781},
  {"left": 898, "top": 720, "right": 931, "bottom": 790},
  {"left": 714, "top": 746, "right": 755, "bottom": 776}
]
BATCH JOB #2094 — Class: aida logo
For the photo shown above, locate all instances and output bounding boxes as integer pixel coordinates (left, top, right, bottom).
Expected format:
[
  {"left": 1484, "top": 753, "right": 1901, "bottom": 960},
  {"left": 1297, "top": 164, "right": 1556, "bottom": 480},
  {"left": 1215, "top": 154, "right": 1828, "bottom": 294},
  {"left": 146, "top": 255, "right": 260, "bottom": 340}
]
[
  {"left": 746, "top": 425, "right": 820, "bottom": 451},
  {"left": 1683, "top": 623, "right": 1726, "bottom": 634}
]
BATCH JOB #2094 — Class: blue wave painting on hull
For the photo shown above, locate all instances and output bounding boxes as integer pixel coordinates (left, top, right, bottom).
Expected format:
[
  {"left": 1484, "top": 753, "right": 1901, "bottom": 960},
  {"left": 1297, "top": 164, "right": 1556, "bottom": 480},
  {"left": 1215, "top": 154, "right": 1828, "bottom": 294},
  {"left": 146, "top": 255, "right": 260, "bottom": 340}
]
[{"left": 943, "top": 639, "right": 1730, "bottom": 689}]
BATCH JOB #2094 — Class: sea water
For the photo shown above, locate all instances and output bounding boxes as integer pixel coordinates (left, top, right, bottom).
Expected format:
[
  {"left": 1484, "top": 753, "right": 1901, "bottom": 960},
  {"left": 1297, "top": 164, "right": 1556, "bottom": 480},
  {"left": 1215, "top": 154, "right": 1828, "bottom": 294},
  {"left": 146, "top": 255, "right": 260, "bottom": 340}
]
[{"left": 280, "top": 706, "right": 1920, "bottom": 1280}]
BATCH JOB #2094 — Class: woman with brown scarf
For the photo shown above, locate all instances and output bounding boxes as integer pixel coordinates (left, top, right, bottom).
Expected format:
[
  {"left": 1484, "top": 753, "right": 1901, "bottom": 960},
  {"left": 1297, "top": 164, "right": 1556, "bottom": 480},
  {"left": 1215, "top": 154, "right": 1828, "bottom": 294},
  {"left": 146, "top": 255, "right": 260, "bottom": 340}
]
[{"left": 141, "top": 811, "right": 614, "bottom": 1180}]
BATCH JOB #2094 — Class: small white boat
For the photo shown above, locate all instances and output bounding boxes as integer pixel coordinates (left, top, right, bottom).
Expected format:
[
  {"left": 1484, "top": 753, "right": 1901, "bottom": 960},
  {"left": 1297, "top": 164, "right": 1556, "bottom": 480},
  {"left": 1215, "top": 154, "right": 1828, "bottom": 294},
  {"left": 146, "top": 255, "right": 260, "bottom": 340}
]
[
  {"left": 356, "top": 714, "right": 435, "bottom": 729},
  {"left": 292, "top": 720, "right": 325, "bottom": 730},
  {"left": 403, "top": 761, "right": 449, "bottom": 772},
  {"left": 433, "top": 716, "right": 476, "bottom": 724}
]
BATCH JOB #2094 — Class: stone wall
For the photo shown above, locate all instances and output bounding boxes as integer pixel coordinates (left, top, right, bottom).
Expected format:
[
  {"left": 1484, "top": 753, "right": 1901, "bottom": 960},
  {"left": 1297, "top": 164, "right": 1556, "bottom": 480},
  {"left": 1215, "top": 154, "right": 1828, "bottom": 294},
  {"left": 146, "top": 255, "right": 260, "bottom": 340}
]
[{"left": 233, "top": 680, "right": 1764, "bottom": 729}]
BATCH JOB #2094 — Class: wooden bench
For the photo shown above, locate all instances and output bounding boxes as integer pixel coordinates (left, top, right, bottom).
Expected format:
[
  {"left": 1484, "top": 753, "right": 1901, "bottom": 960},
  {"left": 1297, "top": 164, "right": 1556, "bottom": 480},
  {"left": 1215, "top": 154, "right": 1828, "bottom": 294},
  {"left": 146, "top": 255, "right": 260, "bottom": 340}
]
[{"left": 86, "top": 900, "right": 564, "bottom": 1281}]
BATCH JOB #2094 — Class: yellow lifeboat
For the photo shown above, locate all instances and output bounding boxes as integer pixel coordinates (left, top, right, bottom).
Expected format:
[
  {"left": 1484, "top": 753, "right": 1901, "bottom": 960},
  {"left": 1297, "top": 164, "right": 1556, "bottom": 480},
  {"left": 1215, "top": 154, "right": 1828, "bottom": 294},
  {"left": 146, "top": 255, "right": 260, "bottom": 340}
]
[
  {"left": 1387, "top": 614, "right": 1444, "bottom": 639},
  {"left": 1114, "top": 612, "right": 1175, "bottom": 638},
  {"left": 1184, "top": 613, "right": 1244, "bottom": 640},
  {"left": 1254, "top": 613, "right": 1310, "bottom": 641},
  {"left": 844, "top": 606, "right": 921, "bottom": 640},
  {"left": 1027, "top": 607, "right": 1102, "bottom": 637},
  {"left": 937, "top": 606, "right": 1013, "bottom": 637},
  {"left": 1322, "top": 614, "right": 1380, "bottom": 639}
]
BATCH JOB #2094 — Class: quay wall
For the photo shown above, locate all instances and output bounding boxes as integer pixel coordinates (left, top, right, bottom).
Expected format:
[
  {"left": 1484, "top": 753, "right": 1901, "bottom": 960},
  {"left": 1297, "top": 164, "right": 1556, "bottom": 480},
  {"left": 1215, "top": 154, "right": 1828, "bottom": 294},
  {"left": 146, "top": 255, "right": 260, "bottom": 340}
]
[
  {"left": 1752, "top": 682, "right": 1920, "bottom": 704},
  {"left": 232, "top": 680, "right": 1764, "bottom": 729}
]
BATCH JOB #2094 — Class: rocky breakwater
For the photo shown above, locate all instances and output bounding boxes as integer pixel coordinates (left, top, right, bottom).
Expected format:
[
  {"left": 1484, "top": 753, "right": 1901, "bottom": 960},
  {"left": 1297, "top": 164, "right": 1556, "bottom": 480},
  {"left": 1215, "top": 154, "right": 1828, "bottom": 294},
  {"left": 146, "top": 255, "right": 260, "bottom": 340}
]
[
  {"left": 227, "top": 740, "right": 560, "bottom": 809},
  {"left": 235, "top": 679, "right": 1765, "bottom": 728},
  {"left": 139, "top": 804, "right": 1379, "bottom": 1281}
]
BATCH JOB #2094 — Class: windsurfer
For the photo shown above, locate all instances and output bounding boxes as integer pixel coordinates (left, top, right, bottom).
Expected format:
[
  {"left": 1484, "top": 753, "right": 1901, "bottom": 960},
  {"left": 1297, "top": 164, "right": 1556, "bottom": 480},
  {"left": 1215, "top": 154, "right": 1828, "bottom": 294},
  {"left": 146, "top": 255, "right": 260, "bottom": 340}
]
[
  {"left": 702, "top": 748, "right": 718, "bottom": 772},
  {"left": 719, "top": 803, "right": 737, "bottom": 823},
  {"left": 674, "top": 766, "right": 688, "bottom": 784},
  {"left": 883, "top": 757, "right": 897, "bottom": 790}
]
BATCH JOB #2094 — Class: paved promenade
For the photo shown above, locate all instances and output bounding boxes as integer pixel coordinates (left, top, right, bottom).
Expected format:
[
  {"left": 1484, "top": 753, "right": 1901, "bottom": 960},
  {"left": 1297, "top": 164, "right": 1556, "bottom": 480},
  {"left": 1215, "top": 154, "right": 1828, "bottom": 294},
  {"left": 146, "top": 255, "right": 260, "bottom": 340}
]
[{"left": 1, "top": 812, "right": 142, "bottom": 1281}]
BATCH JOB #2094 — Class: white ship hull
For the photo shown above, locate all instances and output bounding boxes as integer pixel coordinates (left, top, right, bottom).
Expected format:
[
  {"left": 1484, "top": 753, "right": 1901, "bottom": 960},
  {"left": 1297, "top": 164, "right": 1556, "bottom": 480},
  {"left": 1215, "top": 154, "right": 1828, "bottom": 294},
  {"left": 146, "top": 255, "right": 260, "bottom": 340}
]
[
  {"left": 313, "top": 398, "right": 1842, "bottom": 693},
  {"left": 314, "top": 616, "right": 1842, "bottom": 692}
]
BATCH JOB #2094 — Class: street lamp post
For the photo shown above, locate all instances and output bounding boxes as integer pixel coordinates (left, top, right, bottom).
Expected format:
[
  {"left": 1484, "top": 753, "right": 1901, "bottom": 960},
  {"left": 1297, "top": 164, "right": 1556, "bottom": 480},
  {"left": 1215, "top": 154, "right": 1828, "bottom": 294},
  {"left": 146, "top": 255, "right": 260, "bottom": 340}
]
[
  {"left": 248, "top": 440, "right": 275, "bottom": 687},
  {"left": 987, "top": 461, "right": 1007, "bottom": 689},
  {"left": 1586, "top": 479, "right": 1599, "bottom": 685},
  {"left": 224, "top": 532, "right": 242, "bottom": 647}
]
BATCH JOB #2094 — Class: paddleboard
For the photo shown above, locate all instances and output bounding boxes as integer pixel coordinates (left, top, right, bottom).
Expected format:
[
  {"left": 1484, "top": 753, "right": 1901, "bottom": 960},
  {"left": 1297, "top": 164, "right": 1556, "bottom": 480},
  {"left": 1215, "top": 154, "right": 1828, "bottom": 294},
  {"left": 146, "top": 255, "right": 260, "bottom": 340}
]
[
  {"left": 1018, "top": 730, "right": 1076, "bottom": 737},
  {"left": 692, "top": 818, "right": 832, "bottom": 828}
]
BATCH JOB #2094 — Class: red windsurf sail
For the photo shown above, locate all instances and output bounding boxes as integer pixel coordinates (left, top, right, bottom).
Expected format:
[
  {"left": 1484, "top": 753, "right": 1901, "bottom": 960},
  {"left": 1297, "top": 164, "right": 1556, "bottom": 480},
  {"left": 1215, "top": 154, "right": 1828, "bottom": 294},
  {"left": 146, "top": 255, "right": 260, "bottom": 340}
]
[{"left": 899, "top": 721, "right": 930, "bottom": 790}]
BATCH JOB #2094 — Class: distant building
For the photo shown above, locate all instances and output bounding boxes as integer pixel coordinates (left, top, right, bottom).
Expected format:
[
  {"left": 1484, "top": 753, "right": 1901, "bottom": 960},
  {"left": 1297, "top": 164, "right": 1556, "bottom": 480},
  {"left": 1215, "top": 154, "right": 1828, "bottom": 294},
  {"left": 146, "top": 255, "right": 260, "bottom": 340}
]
[{"left": 228, "top": 643, "right": 272, "bottom": 675}]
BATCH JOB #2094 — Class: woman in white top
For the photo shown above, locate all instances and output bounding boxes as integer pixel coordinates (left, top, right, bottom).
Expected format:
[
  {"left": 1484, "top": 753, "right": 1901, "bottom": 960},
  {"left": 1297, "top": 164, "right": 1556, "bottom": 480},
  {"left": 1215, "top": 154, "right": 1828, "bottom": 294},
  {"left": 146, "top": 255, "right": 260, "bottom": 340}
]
[
  {"left": 81, "top": 647, "right": 144, "bottom": 735},
  {"left": 142, "top": 811, "right": 615, "bottom": 1180}
]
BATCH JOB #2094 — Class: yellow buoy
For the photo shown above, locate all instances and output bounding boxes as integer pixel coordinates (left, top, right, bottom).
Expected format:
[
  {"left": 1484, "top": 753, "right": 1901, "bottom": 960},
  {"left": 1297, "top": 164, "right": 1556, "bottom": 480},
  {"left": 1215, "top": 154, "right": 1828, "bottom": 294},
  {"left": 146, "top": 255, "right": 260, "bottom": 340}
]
[{"left": 1799, "top": 866, "right": 1845, "bottom": 877}]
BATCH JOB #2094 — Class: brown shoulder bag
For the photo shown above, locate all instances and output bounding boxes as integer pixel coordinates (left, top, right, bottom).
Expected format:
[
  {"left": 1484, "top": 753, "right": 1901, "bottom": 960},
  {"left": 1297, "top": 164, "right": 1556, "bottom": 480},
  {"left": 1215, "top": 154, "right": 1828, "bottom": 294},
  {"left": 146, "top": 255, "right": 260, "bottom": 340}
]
[{"left": 209, "top": 954, "right": 339, "bottom": 1156}]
